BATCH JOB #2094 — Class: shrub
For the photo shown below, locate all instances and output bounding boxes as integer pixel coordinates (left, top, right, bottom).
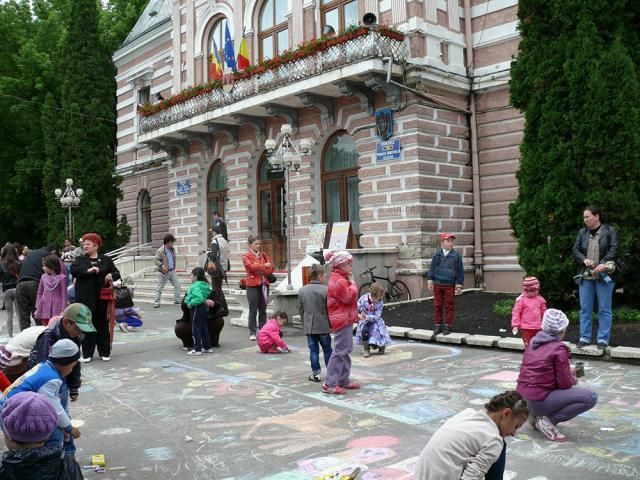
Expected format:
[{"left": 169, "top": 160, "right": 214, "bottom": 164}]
[{"left": 493, "top": 300, "right": 640, "bottom": 325}]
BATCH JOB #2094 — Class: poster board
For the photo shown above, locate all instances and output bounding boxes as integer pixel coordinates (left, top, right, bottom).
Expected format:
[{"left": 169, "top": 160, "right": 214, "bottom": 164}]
[
  {"left": 327, "top": 222, "right": 356, "bottom": 250},
  {"left": 306, "top": 223, "right": 328, "bottom": 253}
]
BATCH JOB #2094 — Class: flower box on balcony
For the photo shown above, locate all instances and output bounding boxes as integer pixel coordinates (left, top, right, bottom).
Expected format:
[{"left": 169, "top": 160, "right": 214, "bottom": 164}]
[{"left": 379, "top": 28, "right": 405, "bottom": 41}]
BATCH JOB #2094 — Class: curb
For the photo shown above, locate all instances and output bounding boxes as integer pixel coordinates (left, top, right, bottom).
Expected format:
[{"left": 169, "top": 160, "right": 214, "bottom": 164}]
[{"left": 387, "top": 326, "right": 640, "bottom": 361}]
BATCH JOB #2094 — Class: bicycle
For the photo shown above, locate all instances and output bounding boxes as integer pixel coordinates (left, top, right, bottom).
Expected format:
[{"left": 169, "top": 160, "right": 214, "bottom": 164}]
[{"left": 358, "top": 265, "right": 411, "bottom": 302}]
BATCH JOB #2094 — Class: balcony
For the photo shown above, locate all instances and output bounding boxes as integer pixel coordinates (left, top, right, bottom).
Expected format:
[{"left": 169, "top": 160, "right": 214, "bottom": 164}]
[{"left": 138, "top": 30, "right": 406, "bottom": 141}]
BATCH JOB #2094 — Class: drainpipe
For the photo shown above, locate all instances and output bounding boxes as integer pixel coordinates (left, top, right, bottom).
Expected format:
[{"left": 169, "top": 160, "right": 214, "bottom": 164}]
[{"left": 464, "top": 0, "right": 485, "bottom": 288}]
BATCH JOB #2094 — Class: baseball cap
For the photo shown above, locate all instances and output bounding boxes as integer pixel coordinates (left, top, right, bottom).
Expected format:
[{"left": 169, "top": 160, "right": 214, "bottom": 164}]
[
  {"left": 48, "top": 339, "right": 80, "bottom": 365},
  {"left": 440, "top": 233, "right": 456, "bottom": 242},
  {"left": 63, "top": 303, "right": 96, "bottom": 333}
]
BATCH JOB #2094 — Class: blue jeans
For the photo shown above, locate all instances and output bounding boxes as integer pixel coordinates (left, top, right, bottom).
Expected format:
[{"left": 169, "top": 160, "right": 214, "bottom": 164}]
[
  {"left": 191, "top": 304, "right": 211, "bottom": 351},
  {"left": 485, "top": 441, "right": 506, "bottom": 480},
  {"left": 579, "top": 279, "right": 614, "bottom": 344},
  {"left": 307, "top": 334, "right": 333, "bottom": 375}
]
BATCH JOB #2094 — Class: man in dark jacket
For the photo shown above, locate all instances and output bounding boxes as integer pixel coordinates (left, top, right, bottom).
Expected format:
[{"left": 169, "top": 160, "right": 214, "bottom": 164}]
[
  {"left": 426, "top": 233, "right": 464, "bottom": 335},
  {"left": 27, "top": 303, "right": 95, "bottom": 455},
  {"left": 15, "top": 244, "right": 58, "bottom": 330},
  {"left": 298, "top": 265, "right": 333, "bottom": 382}
]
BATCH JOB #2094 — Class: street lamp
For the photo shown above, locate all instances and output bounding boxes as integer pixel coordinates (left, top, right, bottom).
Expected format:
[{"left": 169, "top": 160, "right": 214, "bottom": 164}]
[
  {"left": 265, "top": 124, "right": 312, "bottom": 290},
  {"left": 54, "top": 178, "right": 83, "bottom": 240}
]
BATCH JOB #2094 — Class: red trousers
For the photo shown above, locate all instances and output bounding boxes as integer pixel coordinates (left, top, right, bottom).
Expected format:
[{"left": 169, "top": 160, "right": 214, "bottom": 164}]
[
  {"left": 519, "top": 329, "right": 540, "bottom": 348},
  {"left": 434, "top": 284, "right": 455, "bottom": 326}
]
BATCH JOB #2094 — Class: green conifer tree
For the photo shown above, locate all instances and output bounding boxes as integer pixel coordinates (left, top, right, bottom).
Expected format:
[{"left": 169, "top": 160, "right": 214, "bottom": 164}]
[{"left": 510, "top": 0, "right": 640, "bottom": 303}]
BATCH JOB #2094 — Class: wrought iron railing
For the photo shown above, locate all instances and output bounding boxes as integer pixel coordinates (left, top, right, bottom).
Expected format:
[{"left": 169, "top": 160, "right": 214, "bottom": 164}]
[{"left": 139, "top": 31, "right": 406, "bottom": 133}]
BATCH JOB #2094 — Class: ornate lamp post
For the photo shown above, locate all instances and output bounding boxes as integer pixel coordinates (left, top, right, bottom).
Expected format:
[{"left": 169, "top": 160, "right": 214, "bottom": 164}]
[
  {"left": 54, "top": 178, "right": 83, "bottom": 241},
  {"left": 265, "top": 124, "right": 312, "bottom": 290}
]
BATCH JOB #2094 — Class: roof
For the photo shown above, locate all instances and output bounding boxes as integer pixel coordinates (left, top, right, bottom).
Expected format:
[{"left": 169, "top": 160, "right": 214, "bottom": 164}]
[{"left": 121, "top": 0, "right": 173, "bottom": 47}]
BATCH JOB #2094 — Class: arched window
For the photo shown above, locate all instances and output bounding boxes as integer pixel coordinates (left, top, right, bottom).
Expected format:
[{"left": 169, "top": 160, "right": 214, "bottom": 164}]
[
  {"left": 207, "top": 160, "right": 228, "bottom": 237},
  {"left": 322, "top": 131, "right": 360, "bottom": 235},
  {"left": 258, "top": 0, "right": 288, "bottom": 61},
  {"left": 139, "top": 190, "right": 152, "bottom": 244},
  {"left": 257, "top": 154, "right": 287, "bottom": 269},
  {"left": 207, "top": 17, "right": 228, "bottom": 81},
  {"left": 320, "top": 0, "right": 359, "bottom": 33}
]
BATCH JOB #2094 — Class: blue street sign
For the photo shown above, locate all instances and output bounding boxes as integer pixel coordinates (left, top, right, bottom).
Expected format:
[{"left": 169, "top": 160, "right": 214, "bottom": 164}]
[
  {"left": 177, "top": 179, "right": 191, "bottom": 195},
  {"left": 376, "top": 140, "right": 401, "bottom": 162}
]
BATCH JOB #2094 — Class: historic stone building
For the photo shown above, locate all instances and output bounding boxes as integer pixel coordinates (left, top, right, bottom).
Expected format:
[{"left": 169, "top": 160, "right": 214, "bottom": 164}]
[{"left": 114, "top": 0, "right": 524, "bottom": 295}]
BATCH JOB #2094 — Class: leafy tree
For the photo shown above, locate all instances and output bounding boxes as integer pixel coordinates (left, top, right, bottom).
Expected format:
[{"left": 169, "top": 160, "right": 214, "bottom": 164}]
[{"left": 510, "top": 0, "right": 640, "bottom": 304}]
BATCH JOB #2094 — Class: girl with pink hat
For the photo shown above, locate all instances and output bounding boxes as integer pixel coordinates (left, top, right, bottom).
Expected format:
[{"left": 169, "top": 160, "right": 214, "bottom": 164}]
[
  {"left": 511, "top": 276, "right": 547, "bottom": 348},
  {"left": 321, "top": 250, "right": 361, "bottom": 394}
]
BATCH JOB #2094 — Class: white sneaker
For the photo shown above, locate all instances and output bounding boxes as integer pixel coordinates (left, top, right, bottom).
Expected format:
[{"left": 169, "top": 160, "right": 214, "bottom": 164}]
[
  {"left": 535, "top": 416, "right": 567, "bottom": 442},
  {"left": 80, "top": 357, "right": 92, "bottom": 363},
  {"left": 186, "top": 350, "right": 202, "bottom": 356},
  {"left": 117, "top": 322, "right": 129, "bottom": 333},
  {"left": 101, "top": 356, "right": 111, "bottom": 362},
  {"left": 181, "top": 347, "right": 189, "bottom": 351},
  {"left": 249, "top": 335, "right": 256, "bottom": 341},
  {"left": 203, "top": 348, "right": 215, "bottom": 353}
]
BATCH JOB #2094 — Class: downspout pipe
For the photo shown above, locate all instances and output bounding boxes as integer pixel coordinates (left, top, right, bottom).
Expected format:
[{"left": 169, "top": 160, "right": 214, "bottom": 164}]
[{"left": 463, "top": 0, "right": 485, "bottom": 288}]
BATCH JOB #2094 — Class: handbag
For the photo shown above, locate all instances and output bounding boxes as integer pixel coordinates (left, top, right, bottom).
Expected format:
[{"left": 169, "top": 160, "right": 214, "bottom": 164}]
[
  {"left": 114, "top": 284, "right": 134, "bottom": 308},
  {"left": 268, "top": 273, "right": 277, "bottom": 283},
  {"left": 100, "top": 285, "right": 114, "bottom": 301},
  {"left": 239, "top": 278, "right": 246, "bottom": 290}
]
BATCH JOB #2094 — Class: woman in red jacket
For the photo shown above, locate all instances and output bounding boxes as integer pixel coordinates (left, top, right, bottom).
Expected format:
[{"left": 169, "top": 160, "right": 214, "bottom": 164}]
[
  {"left": 242, "top": 236, "right": 275, "bottom": 341},
  {"left": 322, "top": 250, "right": 361, "bottom": 394}
]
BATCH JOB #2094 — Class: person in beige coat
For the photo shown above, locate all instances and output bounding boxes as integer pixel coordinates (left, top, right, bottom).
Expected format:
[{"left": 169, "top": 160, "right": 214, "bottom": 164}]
[{"left": 153, "top": 234, "right": 181, "bottom": 308}]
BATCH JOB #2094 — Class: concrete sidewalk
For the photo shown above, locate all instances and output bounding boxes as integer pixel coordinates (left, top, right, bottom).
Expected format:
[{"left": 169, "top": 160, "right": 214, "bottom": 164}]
[{"left": 2, "top": 305, "right": 640, "bottom": 479}]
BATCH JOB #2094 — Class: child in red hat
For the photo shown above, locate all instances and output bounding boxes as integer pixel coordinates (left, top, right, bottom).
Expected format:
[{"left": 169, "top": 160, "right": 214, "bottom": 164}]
[
  {"left": 511, "top": 276, "right": 547, "bottom": 348},
  {"left": 426, "top": 233, "right": 464, "bottom": 335}
]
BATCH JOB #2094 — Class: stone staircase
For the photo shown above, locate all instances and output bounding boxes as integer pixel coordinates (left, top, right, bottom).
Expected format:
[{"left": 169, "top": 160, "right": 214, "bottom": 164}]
[{"left": 128, "top": 268, "right": 282, "bottom": 314}]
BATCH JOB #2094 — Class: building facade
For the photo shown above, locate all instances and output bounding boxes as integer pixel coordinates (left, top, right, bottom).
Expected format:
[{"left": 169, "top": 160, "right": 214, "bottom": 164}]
[{"left": 114, "top": 0, "right": 524, "bottom": 295}]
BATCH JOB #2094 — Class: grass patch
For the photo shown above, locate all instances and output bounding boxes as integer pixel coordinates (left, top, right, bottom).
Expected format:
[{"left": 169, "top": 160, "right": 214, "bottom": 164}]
[{"left": 493, "top": 300, "right": 640, "bottom": 324}]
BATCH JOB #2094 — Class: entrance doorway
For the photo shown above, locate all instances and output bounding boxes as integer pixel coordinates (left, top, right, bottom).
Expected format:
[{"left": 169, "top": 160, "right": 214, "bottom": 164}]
[
  {"left": 207, "top": 160, "right": 227, "bottom": 243},
  {"left": 257, "top": 154, "right": 287, "bottom": 269}
]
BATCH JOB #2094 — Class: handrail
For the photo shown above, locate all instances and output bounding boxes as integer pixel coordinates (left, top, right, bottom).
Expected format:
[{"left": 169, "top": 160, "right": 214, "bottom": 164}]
[{"left": 106, "top": 242, "right": 153, "bottom": 260}]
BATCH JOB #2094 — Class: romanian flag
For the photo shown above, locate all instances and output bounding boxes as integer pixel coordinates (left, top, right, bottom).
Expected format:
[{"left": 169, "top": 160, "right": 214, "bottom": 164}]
[
  {"left": 237, "top": 36, "right": 250, "bottom": 71},
  {"left": 210, "top": 38, "right": 223, "bottom": 80}
]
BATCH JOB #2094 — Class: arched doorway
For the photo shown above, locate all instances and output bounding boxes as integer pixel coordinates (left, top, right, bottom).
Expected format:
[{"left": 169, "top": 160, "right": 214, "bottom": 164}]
[
  {"left": 257, "top": 154, "right": 286, "bottom": 269},
  {"left": 138, "top": 190, "right": 152, "bottom": 244},
  {"left": 207, "top": 160, "right": 227, "bottom": 242},
  {"left": 322, "top": 131, "right": 361, "bottom": 239}
]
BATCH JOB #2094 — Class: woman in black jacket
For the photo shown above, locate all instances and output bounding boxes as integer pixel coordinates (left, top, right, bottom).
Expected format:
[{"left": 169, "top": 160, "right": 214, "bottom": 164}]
[
  {"left": 70, "top": 233, "right": 120, "bottom": 362},
  {"left": 572, "top": 206, "right": 619, "bottom": 349}
]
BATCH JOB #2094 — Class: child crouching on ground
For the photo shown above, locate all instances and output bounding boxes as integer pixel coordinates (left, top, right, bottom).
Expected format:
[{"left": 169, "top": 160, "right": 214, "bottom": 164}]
[
  {"left": 355, "top": 282, "right": 391, "bottom": 357},
  {"left": 116, "top": 306, "right": 143, "bottom": 332},
  {"left": 511, "top": 276, "right": 546, "bottom": 348},
  {"left": 184, "top": 267, "right": 213, "bottom": 356},
  {"left": 0, "top": 391, "right": 65, "bottom": 478},
  {"left": 257, "top": 311, "right": 290, "bottom": 353}
]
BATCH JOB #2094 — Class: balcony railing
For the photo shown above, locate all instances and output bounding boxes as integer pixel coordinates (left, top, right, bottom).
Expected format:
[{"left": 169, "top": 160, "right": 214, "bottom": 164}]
[{"left": 139, "top": 31, "right": 406, "bottom": 133}]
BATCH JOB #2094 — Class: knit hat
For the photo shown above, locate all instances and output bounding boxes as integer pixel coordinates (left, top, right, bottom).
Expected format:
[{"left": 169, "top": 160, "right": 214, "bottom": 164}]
[
  {"left": 440, "top": 233, "right": 456, "bottom": 242},
  {"left": 63, "top": 303, "right": 96, "bottom": 333},
  {"left": 522, "top": 276, "right": 540, "bottom": 293},
  {"left": 0, "top": 345, "right": 12, "bottom": 371},
  {"left": 542, "top": 309, "right": 569, "bottom": 335},
  {"left": 48, "top": 338, "right": 80, "bottom": 365},
  {"left": 1, "top": 392, "right": 58, "bottom": 443},
  {"left": 323, "top": 250, "right": 353, "bottom": 269}
]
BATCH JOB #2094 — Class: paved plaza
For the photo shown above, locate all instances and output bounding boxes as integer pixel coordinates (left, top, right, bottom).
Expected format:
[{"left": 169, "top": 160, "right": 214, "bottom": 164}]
[{"left": 1, "top": 306, "right": 640, "bottom": 479}]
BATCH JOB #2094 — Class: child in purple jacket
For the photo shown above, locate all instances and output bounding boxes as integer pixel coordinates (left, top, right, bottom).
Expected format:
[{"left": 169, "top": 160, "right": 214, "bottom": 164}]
[
  {"left": 34, "top": 255, "right": 68, "bottom": 327},
  {"left": 516, "top": 309, "right": 598, "bottom": 442}
]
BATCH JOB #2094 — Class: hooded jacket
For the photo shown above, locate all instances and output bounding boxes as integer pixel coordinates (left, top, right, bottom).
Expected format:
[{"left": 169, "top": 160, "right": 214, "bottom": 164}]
[
  {"left": 34, "top": 273, "right": 67, "bottom": 321},
  {"left": 516, "top": 331, "right": 576, "bottom": 401},
  {"left": 327, "top": 269, "right": 359, "bottom": 332},
  {"left": 0, "top": 446, "right": 65, "bottom": 480}
]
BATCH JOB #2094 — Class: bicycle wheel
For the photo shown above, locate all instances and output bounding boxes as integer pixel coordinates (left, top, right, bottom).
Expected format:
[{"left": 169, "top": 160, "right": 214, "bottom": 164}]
[
  {"left": 358, "top": 283, "right": 372, "bottom": 297},
  {"left": 389, "top": 280, "right": 411, "bottom": 302}
]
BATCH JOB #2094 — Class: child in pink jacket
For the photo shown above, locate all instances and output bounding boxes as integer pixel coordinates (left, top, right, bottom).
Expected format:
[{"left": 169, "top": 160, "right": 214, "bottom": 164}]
[
  {"left": 34, "top": 254, "right": 68, "bottom": 327},
  {"left": 511, "top": 276, "right": 546, "bottom": 348},
  {"left": 257, "top": 311, "right": 290, "bottom": 353}
]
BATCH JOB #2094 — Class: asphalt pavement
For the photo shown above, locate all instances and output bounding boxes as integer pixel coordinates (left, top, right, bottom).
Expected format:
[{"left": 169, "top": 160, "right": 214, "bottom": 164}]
[{"left": 1, "top": 305, "right": 639, "bottom": 480}]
